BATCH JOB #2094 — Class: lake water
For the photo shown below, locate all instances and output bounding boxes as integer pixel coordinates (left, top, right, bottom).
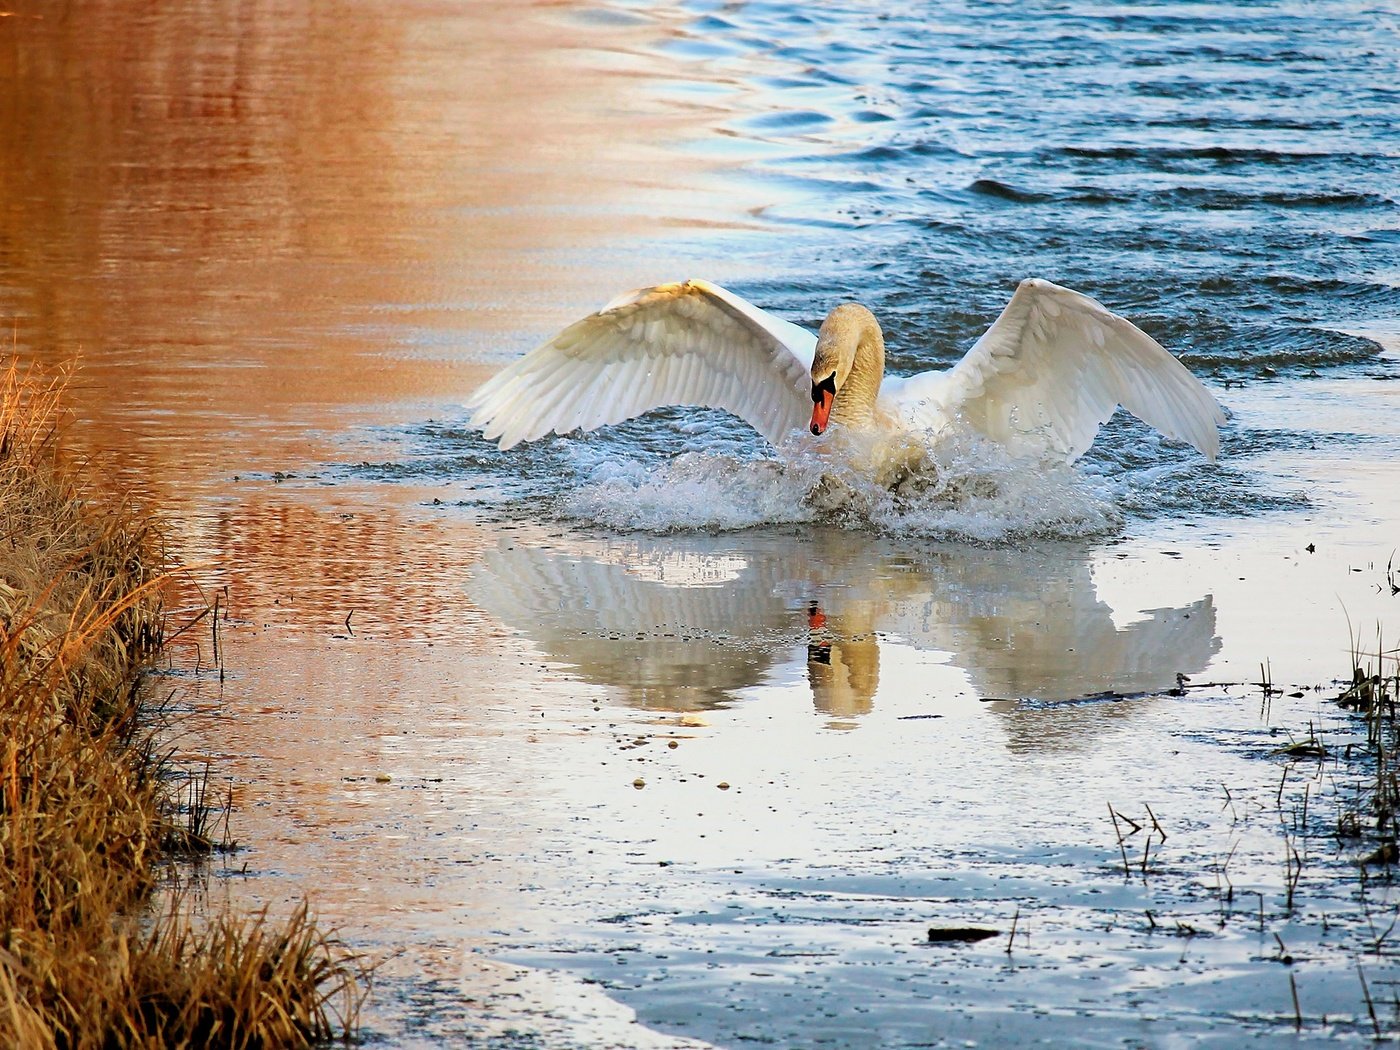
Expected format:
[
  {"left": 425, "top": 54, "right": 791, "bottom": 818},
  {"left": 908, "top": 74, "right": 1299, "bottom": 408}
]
[{"left": 4, "top": 1, "right": 1400, "bottom": 1046}]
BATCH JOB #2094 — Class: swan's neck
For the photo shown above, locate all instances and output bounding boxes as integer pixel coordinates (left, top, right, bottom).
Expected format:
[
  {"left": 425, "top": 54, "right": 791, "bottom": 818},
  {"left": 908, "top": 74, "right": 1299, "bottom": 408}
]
[{"left": 831, "top": 317, "right": 884, "bottom": 430}]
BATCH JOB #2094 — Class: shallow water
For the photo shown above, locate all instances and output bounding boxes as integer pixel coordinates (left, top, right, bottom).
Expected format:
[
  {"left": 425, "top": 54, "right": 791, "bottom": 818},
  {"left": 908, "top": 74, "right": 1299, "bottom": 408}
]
[{"left": 4, "top": 0, "right": 1400, "bottom": 1046}]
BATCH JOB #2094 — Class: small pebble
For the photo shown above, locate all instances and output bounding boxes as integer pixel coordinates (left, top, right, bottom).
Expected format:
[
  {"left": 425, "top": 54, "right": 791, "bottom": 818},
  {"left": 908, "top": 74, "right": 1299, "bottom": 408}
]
[
  {"left": 633, "top": 778, "right": 646, "bottom": 789},
  {"left": 717, "top": 782, "right": 730, "bottom": 790}
]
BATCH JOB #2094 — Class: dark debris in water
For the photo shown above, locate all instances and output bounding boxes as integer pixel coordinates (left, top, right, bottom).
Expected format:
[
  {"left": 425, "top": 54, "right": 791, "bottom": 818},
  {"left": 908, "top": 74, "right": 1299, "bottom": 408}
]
[{"left": 924, "top": 926, "right": 1000, "bottom": 944}]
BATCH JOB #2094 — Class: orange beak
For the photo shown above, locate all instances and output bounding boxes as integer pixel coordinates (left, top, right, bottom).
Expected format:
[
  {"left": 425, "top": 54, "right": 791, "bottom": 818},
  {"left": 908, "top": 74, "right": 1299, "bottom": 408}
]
[{"left": 810, "top": 377, "right": 836, "bottom": 435}]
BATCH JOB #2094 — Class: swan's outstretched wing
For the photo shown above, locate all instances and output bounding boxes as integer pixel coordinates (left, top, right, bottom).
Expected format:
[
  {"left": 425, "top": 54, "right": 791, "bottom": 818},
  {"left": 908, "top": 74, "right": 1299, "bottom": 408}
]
[
  {"left": 466, "top": 279, "right": 817, "bottom": 449},
  {"left": 889, "top": 279, "right": 1224, "bottom": 462}
]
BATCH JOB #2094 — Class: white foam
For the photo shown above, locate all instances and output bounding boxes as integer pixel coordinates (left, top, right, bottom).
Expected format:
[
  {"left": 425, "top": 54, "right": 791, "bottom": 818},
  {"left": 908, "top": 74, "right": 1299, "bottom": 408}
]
[
  {"left": 558, "top": 426, "right": 1121, "bottom": 541},
  {"left": 562, "top": 448, "right": 818, "bottom": 532}
]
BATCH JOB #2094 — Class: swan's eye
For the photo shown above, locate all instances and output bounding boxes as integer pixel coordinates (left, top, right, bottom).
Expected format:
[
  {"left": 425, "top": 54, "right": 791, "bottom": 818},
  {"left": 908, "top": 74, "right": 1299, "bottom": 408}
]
[{"left": 811, "top": 374, "right": 836, "bottom": 403}]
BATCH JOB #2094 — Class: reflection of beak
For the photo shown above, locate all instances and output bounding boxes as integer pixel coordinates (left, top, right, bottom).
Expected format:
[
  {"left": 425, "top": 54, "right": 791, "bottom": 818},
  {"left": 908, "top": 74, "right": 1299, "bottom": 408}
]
[{"left": 810, "top": 375, "right": 836, "bottom": 435}]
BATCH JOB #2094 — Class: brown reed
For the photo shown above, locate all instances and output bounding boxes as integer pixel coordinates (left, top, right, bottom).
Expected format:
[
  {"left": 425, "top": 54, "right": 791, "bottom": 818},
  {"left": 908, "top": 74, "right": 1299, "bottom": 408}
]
[{"left": 0, "top": 358, "right": 365, "bottom": 1048}]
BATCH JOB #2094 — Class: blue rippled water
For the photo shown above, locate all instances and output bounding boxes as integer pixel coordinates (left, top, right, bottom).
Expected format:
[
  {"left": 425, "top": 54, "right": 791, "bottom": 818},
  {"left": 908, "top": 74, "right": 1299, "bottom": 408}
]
[
  {"left": 419, "top": 0, "right": 1400, "bottom": 536},
  {"left": 667, "top": 0, "right": 1398, "bottom": 371}
]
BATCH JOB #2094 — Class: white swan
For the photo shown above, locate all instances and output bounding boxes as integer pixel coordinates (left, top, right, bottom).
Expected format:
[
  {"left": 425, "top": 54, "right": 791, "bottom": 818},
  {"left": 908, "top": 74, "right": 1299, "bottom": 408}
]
[{"left": 466, "top": 278, "right": 1224, "bottom": 464}]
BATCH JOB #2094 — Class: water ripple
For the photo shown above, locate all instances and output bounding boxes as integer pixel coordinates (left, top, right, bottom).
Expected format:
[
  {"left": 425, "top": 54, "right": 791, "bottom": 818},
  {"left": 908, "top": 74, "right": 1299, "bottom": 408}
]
[{"left": 653, "top": 0, "right": 1400, "bottom": 393}]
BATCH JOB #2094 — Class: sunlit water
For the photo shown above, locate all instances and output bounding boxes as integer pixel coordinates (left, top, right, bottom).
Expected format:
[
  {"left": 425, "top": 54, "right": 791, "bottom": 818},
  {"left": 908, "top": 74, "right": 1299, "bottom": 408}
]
[
  {"left": 353, "top": 0, "right": 1397, "bottom": 541},
  {"left": 4, "top": 0, "right": 1400, "bottom": 1047}
]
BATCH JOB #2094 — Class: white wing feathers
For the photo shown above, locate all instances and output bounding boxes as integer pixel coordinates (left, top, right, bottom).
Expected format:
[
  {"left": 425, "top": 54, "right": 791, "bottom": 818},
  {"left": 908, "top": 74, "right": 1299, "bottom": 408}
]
[
  {"left": 466, "top": 279, "right": 817, "bottom": 450},
  {"left": 890, "top": 279, "right": 1225, "bottom": 463}
]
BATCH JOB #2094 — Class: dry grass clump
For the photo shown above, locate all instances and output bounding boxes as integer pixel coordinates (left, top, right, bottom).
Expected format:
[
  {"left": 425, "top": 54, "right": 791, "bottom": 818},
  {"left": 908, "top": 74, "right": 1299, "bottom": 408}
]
[
  {"left": 3, "top": 901, "right": 363, "bottom": 1050},
  {"left": 0, "top": 359, "right": 365, "bottom": 1048},
  {"left": 0, "top": 360, "right": 164, "bottom": 728}
]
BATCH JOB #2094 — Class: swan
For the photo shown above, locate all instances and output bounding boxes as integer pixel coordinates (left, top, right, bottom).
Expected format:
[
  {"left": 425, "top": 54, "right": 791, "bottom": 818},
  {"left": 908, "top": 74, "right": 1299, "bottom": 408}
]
[{"left": 466, "top": 278, "right": 1224, "bottom": 464}]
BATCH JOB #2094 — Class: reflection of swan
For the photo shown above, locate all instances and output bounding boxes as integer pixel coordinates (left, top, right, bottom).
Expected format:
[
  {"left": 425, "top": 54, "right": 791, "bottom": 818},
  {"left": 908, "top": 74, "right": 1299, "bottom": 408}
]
[
  {"left": 806, "top": 602, "right": 879, "bottom": 728},
  {"left": 465, "top": 532, "right": 1220, "bottom": 744},
  {"left": 464, "top": 540, "right": 797, "bottom": 711},
  {"left": 467, "top": 279, "right": 1223, "bottom": 464},
  {"left": 977, "top": 598, "right": 1218, "bottom": 753}
]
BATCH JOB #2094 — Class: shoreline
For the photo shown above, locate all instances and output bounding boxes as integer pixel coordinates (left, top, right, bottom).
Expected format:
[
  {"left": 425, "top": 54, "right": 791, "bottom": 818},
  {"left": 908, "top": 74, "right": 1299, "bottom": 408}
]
[{"left": 0, "top": 360, "right": 367, "bottom": 1046}]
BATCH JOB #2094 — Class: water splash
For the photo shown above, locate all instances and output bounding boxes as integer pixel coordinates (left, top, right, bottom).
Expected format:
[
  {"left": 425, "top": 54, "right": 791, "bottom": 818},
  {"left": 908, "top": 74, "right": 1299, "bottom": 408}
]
[
  {"left": 558, "top": 425, "right": 1122, "bottom": 541},
  {"left": 561, "top": 448, "right": 817, "bottom": 532}
]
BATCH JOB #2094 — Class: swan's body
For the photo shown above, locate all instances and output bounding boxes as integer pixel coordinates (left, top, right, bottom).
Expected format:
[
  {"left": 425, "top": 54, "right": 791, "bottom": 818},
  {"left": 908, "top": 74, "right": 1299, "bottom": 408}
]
[{"left": 467, "top": 278, "right": 1224, "bottom": 464}]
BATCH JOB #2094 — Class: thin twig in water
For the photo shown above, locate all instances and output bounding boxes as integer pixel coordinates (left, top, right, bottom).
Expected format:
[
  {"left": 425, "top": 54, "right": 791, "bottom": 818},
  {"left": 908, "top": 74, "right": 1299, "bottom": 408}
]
[
  {"left": 1006, "top": 905, "right": 1019, "bottom": 956},
  {"left": 1282, "top": 836, "right": 1300, "bottom": 913},
  {"left": 165, "top": 604, "right": 211, "bottom": 645},
  {"left": 1215, "top": 840, "right": 1237, "bottom": 919},
  {"left": 1221, "top": 782, "right": 1237, "bottom": 822},
  {"left": 1108, "top": 804, "right": 1131, "bottom": 877},
  {"left": 1138, "top": 804, "right": 1167, "bottom": 876},
  {"left": 1369, "top": 908, "right": 1399, "bottom": 954},
  {"left": 1146, "top": 804, "right": 1166, "bottom": 842},
  {"left": 1359, "top": 963, "right": 1380, "bottom": 1039}
]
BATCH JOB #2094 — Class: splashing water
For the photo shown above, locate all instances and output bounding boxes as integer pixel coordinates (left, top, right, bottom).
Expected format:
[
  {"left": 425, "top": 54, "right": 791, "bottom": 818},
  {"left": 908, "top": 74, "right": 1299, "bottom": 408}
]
[{"left": 558, "top": 422, "right": 1121, "bottom": 541}]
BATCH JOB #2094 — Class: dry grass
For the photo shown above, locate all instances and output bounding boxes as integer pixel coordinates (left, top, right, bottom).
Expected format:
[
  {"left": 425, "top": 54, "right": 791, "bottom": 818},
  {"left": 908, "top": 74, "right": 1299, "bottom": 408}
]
[{"left": 0, "top": 358, "right": 366, "bottom": 1048}]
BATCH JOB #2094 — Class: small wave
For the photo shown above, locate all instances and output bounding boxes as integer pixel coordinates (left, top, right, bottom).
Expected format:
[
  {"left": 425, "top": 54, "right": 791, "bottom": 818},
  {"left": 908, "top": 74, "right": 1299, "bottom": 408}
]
[
  {"left": 1214, "top": 328, "right": 1383, "bottom": 374},
  {"left": 1188, "top": 271, "right": 1393, "bottom": 307},
  {"left": 976, "top": 181, "right": 1394, "bottom": 212},
  {"left": 1113, "top": 462, "right": 1309, "bottom": 520},
  {"left": 968, "top": 179, "right": 1051, "bottom": 204},
  {"left": 1153, "top": 187, "right": 1392, "bottom": 210},
  {"left": 1149, "top": 116, "right": 1346, "bottom": 133},
  {"left": 1081, "top": 424, "right": 1310, "bottom": 520},
  {"left": 846, "top": 140, "right": 966, "bottom": 164},
  {"left": 1348, "top": 228, "right": 1400, "bottom": 245},
  {"left": 1056, "top": 145, "right": 1349, "bottom": 165},
  {"left": 691, "top": 14, "right": 738, "bottom": 33},
  {"left": 660, "top": 35, "right": 739, "bottom": 61},
  {"left": 741, "top": 109, "right": 836, "bottom": 133},
  {"left": 1058, "top": 186, "right": 1134, "bottom": 205}
]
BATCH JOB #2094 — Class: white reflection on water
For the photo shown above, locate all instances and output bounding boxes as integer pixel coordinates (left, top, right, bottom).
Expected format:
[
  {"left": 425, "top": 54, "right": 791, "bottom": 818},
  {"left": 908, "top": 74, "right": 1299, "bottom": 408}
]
[{"left": 468, "top": 529, "right": 1218, "bottom": 740}]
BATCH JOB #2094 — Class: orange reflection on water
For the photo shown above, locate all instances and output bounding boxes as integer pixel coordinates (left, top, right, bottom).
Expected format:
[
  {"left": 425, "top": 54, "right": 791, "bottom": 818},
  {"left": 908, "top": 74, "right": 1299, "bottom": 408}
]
[
  {"left": 0, "top": 0, "right": 702, "bottom": 511},
  {"left": 166, "top": 483, "right": 497, "bottom": 643},
  {"left": 0, "top": 7, "right": 738, "bottom": 1015}
]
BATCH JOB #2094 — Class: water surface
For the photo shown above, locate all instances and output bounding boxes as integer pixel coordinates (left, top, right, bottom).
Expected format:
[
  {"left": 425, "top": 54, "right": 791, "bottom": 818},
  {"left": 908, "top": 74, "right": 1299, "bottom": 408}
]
[{"left": 4, "top": 1, "right": 1400, "bottom": 1046}]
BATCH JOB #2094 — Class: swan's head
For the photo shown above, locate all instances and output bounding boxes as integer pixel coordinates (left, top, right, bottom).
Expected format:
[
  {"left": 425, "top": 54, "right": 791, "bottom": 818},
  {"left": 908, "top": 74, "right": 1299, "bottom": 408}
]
[{"left": 810, "top": 303, "right": 881, "bottom": 435}]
